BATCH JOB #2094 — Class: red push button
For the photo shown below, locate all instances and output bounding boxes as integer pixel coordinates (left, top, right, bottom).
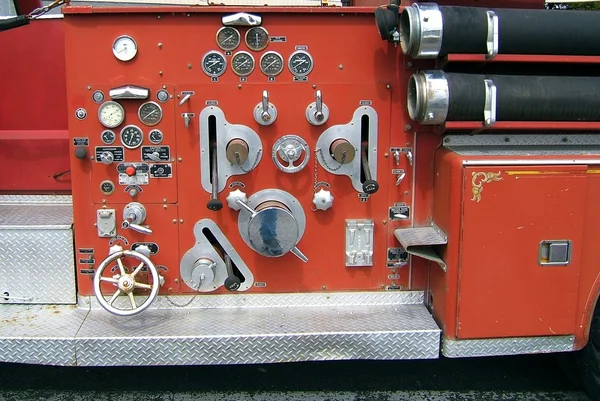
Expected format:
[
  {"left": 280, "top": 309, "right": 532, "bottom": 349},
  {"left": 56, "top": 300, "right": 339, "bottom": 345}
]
[{"left": 125, "top": 166, "right": 136, "bottom": 177}]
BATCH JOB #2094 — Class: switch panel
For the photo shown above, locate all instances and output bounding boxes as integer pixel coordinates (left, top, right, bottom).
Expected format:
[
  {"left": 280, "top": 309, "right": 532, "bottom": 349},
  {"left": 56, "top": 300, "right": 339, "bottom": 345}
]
[{"left": 345, "top": 219, "right": 374, "bottom": 267}]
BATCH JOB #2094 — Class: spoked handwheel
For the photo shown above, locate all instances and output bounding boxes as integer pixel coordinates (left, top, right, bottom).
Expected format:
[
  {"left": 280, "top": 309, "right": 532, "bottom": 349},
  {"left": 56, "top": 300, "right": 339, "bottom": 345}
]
[{"left": 93, "top": 248, "right": 160, "bottom": 316}]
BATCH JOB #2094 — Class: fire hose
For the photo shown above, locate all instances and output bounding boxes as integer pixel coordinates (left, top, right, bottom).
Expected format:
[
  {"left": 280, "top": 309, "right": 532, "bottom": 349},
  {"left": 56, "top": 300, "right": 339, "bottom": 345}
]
[{"left": 408, "top": 71, "right": 600, "bottom": 125}]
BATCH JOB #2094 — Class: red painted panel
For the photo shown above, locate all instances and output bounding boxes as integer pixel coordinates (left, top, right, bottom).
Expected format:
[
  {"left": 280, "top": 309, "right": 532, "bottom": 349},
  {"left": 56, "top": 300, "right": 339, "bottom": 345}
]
[{"left": 457, "top": 166, "right": 586, "bottom": 338}]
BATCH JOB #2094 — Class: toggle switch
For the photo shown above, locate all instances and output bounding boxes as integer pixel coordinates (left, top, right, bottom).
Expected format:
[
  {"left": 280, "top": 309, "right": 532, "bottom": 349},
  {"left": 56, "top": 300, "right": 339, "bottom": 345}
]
[
  {"left": 306, "top": 90, "right": 330, "bottom": 126},
  {"left": 253, "top": 90, "right": 277, "bottom": 126}
]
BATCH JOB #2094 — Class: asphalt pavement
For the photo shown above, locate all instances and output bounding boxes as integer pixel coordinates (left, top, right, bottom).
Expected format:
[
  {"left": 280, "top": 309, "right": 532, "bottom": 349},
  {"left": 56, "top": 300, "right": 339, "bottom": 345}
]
[{"left": 0, "top": 353, "right": 593, "bottom": 400}]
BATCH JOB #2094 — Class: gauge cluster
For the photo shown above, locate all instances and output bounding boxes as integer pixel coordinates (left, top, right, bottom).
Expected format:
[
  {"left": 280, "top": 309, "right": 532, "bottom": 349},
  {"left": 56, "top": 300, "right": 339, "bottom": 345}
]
[
  {"left": 204, "top": 25, "right": 314, "bottom": 80},
  {"left": 94, "top": 92, "right": 168, "bottom": 151}
]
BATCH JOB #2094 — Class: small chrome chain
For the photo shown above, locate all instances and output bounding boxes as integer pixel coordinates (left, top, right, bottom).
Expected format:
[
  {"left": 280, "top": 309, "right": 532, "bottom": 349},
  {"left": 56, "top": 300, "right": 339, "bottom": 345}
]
[
  {"left": 165, "top": 282, "right": 200, "bottom": 308},
  {"left": 235, "top": 149, "right": 262, "bottom": 173},
  {"left": 315, "top": 148, "right": 345, "bottom": 172}
]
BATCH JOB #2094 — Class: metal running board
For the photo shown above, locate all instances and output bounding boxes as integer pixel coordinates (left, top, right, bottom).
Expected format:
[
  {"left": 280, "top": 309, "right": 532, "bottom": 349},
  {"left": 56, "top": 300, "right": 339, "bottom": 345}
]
[
  {"left": 394, "top": 225, "right": 448, "bottom": 271},
  {"left": 0, "top": 292, "right": 440, "bottom": 366}
]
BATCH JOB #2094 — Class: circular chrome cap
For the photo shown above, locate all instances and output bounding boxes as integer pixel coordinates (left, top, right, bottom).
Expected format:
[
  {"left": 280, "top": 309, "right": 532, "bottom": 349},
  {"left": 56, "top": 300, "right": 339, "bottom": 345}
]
[{"left": 247, "top": 203, "right": 299, "bottom": 258}]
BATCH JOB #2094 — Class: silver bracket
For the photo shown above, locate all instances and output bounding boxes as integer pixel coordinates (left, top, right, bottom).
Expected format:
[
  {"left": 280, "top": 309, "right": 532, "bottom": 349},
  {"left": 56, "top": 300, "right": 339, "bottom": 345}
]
[
  {"left": 485, "top": 11, "right": 498, "bottom": 59},
  {"left": 109, "top": 85, "right": 150, "bottom": 100},
  {"left": 483, "top": 79, "right": 497, "bottom": 127},
  {"left": 345, "top": 219, "right": 374, "bottom": 267},
  {"left": 222, "top": 12, "right": 262, "bottom": 26}
]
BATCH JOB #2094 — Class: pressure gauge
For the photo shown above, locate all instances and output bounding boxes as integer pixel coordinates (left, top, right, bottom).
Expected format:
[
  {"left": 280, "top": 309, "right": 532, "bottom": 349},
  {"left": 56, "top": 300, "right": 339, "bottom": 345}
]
[
  {"left": 260, "top": 51, "right": 284, "bottom": 76},
  {"left": 101, "top": 130, "right": 116, "bottom": 145},
  {"left": 288, "top": 50, "right": 314, "bottom": 77},
  {"left": 216, "top": 26, "right": 241, "bottom": 51},
  {"left": 245, "top": 27, "right": 269, "bottom": 52},
  {"left": 120, "top": 125, "right": 144, "bottom": 149},
  {"left": 231, "top": 51, "right": 255, "bottom": 77},
  {"left": 138, "top": 101, "right": 162, "bottom": 126},
  {"left": 202, "top": 51, "right": 227, "bottom": 78},
  {"left": 148, "top": 129, "right": 163, "bottom": 144},
  {"left": 112, "top": 35, "right": 138, "bottom": 62},
  {"left": 98, "top": 101, "right": 125, "bottom": 129}
]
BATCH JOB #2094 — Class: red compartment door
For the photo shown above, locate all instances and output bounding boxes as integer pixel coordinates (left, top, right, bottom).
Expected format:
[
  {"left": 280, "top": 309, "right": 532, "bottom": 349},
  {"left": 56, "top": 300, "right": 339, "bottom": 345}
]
[{"left": 457, "top": 166, "right": 586, "bottom": 339}]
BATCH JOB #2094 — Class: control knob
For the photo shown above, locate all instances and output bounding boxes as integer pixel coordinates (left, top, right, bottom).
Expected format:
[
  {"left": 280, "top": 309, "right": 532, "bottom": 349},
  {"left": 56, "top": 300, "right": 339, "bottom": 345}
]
[
  {"left": 254, "top": 90, "right": 277, "bottom": 126},
  {"left": 312, "top": 188, "right": 334, "bottom": 211}
]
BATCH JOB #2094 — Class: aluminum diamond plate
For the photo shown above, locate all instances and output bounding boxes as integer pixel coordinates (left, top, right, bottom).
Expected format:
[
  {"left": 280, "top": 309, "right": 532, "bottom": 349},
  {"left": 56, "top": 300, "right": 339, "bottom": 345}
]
[
  {"left": 75, "top": 303, "right": 440, "bottom": 366},
  {"left": 0, "top": 204, "right": 73, "bottom": 229},
  {"left": 394, "top": 226, "right": 448, "bottom": 248},
  {"left": 0, "top": 305, "right": 87, "bottom": 365},
  {"left": 443, "top": 134, "right": 600, "bottom": 156},
  {"left": 442, "top": 335, "right": 574, "bottom": 358},
  {"left": 0, "top": 203, "right": 75, "bottom": 304},
  {"left": 0, "top": 195, "right": 73, "bottom": 204},
  {"left": 80, "top": 290, "right": 425, "bottom": 310}
]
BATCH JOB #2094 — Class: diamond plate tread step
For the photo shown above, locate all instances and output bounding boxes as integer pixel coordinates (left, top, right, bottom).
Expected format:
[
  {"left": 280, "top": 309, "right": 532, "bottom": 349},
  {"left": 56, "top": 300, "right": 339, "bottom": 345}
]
[
  {"left": 0, "top": 299, "right": 440, "bottom": 366},
  {"left": 394, "top": 226, "right": 448, "bottom": 271}
]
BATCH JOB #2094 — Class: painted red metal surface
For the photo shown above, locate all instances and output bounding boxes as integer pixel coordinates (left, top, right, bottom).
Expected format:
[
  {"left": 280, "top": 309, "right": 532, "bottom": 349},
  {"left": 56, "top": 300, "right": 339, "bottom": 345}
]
[
  {"left": 0, "top": 18, "right": 69, "bottom": 192},
  {"left": 63, "top": 10, "right": 419, "bottom": 296},
  {"left": 431, "top": 149, "right": 600, "bottom": 345}
]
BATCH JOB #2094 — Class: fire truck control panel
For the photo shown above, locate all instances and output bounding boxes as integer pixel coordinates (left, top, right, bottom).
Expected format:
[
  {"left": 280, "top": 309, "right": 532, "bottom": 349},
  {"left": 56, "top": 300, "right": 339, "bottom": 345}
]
[{"left": 4, "top": 0, "right": 600, "bottom": 396}]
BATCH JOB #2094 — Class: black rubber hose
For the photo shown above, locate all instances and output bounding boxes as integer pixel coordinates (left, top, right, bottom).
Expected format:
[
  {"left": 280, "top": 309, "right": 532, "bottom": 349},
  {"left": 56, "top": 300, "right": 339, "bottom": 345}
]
[
  {"left": 446, "top": 73, "right": 600, "bottom": 121},
  {"left": 440, "top": 7, "right": 600, "bottom": 56},
  {"left": 0, "top": 15, "right": 29, "bottom": 32}
]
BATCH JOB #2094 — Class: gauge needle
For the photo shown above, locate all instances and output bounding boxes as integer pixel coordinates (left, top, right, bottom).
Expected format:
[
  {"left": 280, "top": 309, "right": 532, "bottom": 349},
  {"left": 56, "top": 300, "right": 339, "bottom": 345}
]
[
  {"left": 294, "top": 59, "right": 306, "bottom": 65},
  {"left": 118, "top": 47, "right": 127, "bottom": 53},
  {"left": 145, "top": 110, "right": 156, "bottom": 118},
  {"left": 237, "top": 60, "right": 249, "bottom": 68},
  {"left": 208, "top": 60, "right": 220, "bottom": 66},
  {"left": 267, "top": 60, "right": 277, "bottom": 68},
  {"left": 224, "top": 35, "right": 234, "bottom": 42}
]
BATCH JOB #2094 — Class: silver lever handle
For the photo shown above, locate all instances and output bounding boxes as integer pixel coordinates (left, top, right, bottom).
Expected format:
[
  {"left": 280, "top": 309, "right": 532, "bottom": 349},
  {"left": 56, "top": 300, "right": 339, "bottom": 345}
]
[
  {"left": 122, "top": 216, "right": 153, "bottom": 235},
  {"left": 314, "top": 90, "right": 324, "bottom": 122},
  {"left": 261, "top": 90, "right": 271, "bottom": 122}
]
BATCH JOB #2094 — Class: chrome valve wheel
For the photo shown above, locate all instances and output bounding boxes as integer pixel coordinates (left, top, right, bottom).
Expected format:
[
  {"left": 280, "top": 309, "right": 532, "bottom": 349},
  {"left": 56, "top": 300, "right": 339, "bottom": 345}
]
[{"left": 93, "top": 249, "right": 160, "bottom": 316}]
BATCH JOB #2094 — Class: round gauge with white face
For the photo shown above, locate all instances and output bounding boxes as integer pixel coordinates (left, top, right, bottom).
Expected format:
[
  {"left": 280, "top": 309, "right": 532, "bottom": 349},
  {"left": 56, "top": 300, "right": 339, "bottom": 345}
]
[
  {"left": 98, "top": 101, "right": 125, "bottom": 129},
  {"left": 231, "top": 51, "right": 255, "bottom": 77},
  {"left": 245, "top": 27, "right": 269, "bottom": 52},
  {"left": 202, "top": 51, "right": 227, "bottom": 78},
  {"left": 138, "top": 101, "right": 163, "bottom": 126},
  {"left": 148, "top": 129, "right": 163, "bottom": 144},
  {"left": 112, "top": 35, "right": 138, "bottom": 62},
  {"left": 101, "top": 130, "right": 116, "bottom": 145},
  {"left": 216, "top": 26, "right": 241, "bottom": 51},
  {"left": 120, "top": 125, "right": 144, "bottom": 149},
  {"left": 260, "top": 51, "right": 284, "bottom": 76},
  {"left": 288, "top": 50, "right": 314, "bottom": 77}
]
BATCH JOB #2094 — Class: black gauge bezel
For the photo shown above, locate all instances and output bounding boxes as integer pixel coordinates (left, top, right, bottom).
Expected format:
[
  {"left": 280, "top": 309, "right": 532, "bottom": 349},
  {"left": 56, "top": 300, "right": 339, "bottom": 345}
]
[
  {"left": 201, "top": 50, "right": 228, "bottom": 78},
  {"left": 101, "top": 130, "right": 116, "bottom": 145},
  {"left": 148, "top": 129, "right": 164, "bottom": 145},
  {"left": 119, "top": 124, "right": 144, "bottom": 149},
  {"left": 288, "top": 50, "right": 314, "bottom": 77},
  {"left": 231, "top": 51, "right": 256, "bottom": 77},
  {"left": 260, "top": 51, "right": 284, "bottom": 76},
  {"left": 245, "top": 27, "right": 269, "bottom": 52},
  {"left": 138, "top": 101, "right": 163, "bottom": 127},
  {"left": 216, "top": 26, "right": 241, "bottom": 51}
]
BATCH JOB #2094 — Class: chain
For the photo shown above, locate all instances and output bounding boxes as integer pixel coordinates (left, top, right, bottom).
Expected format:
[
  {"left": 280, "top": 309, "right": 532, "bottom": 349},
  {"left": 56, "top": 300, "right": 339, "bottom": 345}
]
[
  {"left": 313, "top": 148, "right": 319, "bottom": 190},
  {"left": 235, "top": 149, "right": 262, "bottom": 173},
  {"left": 315, "top": 148, "right": 345, "bottom": 172},
  {"left": 165, "top": 283, "right": 200, "bottom": 308}
]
